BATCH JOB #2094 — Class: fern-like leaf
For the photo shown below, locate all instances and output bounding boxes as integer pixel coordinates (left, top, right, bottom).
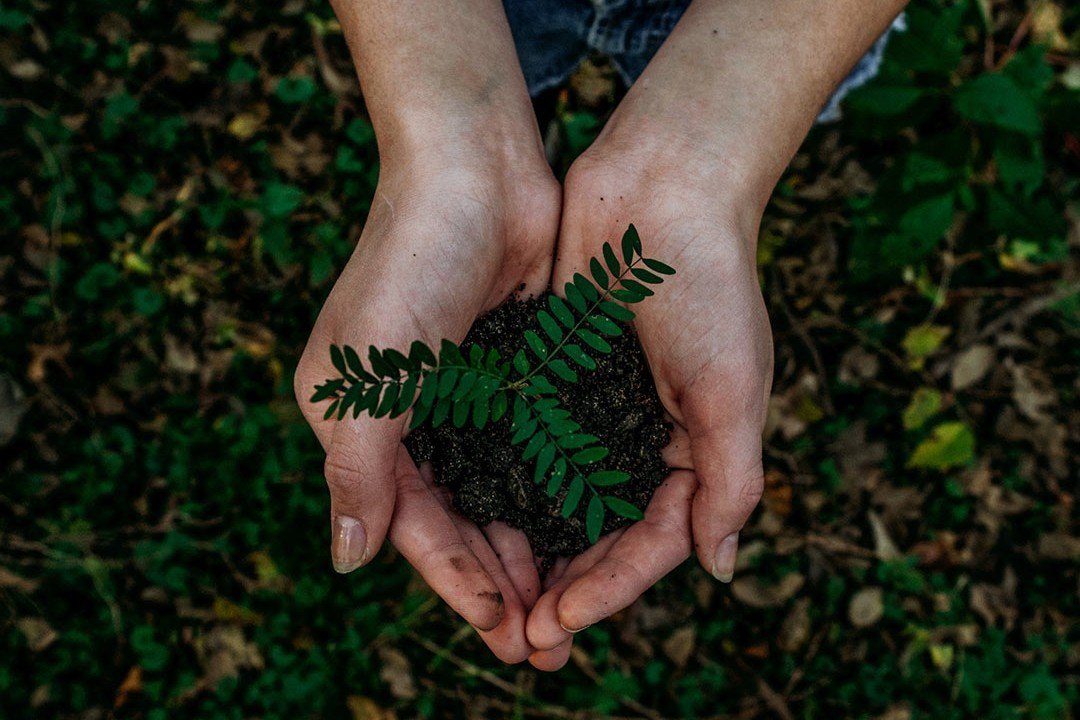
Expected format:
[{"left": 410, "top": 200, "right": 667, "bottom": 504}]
[{"left": 311, "top": 223, "right": 676, "bottom": 546}]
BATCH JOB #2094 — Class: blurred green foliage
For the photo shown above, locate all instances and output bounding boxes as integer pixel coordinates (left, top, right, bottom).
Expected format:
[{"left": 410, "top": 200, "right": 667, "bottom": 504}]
[{"left": 1, "top": 0, "right": 1077, "bottom": 719}]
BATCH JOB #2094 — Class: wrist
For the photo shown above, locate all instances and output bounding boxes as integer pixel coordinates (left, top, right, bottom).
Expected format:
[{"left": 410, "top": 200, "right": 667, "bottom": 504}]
[
  {"left": 580, "top": 114, "right": 768, "bottom": 249},
  {"left": 374, "top": 102, "right": 548, "bottom": 183},
  {"left": 367, "top": 125, "right": 560, "bottom": 263}
]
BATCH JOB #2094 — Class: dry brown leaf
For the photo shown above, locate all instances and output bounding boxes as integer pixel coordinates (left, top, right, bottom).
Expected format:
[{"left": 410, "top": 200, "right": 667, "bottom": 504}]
[
  {"left": 213, "top": 597, "right": 264, "bottom": 626},
  {"left": 627, "top": 599, "right": 678, "bottom": 632},
  {"left": 692, "top": 574, "right": 716, "bottom": 609},
  {"left": 734, "top": 539, "right": 770, "bottom": 573},
  {"left": 830, "top": 421, "right": 885, "bottom": 490},
  {"left": 249, "top": 551, "right": 290, "bottom": 592},
  {"left": 868, "top": 510, "right": 902, "bottom": 561},
  {"left": 17, "top": 618, "right": 58, "bottom": 651},
  {"left": 195, "top": 626, "right": 264, "bottom": 685},
  {"left": 377, "top": 647, "right": 417, "bottom": 700},
  {"left": 1037, "top": 532, "right": 1080, "bottom": 561},
  {"left": 730, "top": 573, "right": 805, "bottom": 609},
  {"left": 849, "top": 587, "right": 885, "bottom": 628},
  {"left": 30, "top": 686, "right": 49, "bottom": 709},
  {"left": 21, "top": 224, "right": 53, "bottom": 270},
  {"left": 27, "top": 342, "right": 72, "bottom": 383},
  {"left": 778, "top": 598, "right": 811, "bottom": 652},
  {"left": 838, "top": 346, "right": 881, "bottom": 384},
  {"left": 875, "top": 706, "right": 912, "bottom": 720},
  {"left": 9, "top": 58, "right": 44, "bottom": 81},
  {"left": 951, "top": 344, "right": 994, "bottom": 390},
  {"left": 873, "top": 483, "right": 925, "bottom": 526},
  {"left": 113, "top": 666, "right": 142, "bottom": 709},
  {"left": 92, "top": 386, "right": 126, "bottom": 416},
  {"left": 1008, "top": 360, "right": 1057, "bottom": 422},
  {"left": 1031, "top": 1, "right": 1070, "bottom": 51},
  {"left": 763, "top": 470, "right": 793, "bottom": 517},
  {"left": 569, "top": 57, "right": 616, "bottom": 108},
  {"left": 969, "top": 568, "right": 1018, "bottom": 629},
  {"left": 662, "top": 626, "right": 696, "bottom": 668},
  {"left": 910, "top": 532, "right": 961, "bottom": 568},
  {"left": 228, "top": 113, "right": 264, "bottom": 141},
  {"left": 347, "top": 696, "right": 397, "bottom": 720},
  {"left": 311, "top": 27, "right": 357, "bottom": 97},
  {"left": 0, "top": 566, "right": 40, "bottom": 593},
  {"left": 179, "top": 11, "right": 224, "bottom": 43},
  {"left": 164, "top": 335, "right": 199, "bottom": 375}
]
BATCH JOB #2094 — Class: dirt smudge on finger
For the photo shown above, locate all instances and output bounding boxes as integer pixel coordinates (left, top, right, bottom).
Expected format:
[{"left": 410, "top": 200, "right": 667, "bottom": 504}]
[{"left": 477, "top": 590, "right": 504, "bottom": 609}]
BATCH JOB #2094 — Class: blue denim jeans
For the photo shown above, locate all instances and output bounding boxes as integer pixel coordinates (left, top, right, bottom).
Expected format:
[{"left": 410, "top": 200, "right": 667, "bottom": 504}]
[{"left": 503, "top": 0, "right": 905, "bottom": 122}]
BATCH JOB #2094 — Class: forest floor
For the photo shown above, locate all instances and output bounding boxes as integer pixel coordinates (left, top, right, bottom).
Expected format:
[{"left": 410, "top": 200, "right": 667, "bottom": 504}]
[{"left": 1, "top": 1, "right": 1077, "bottom": 718}]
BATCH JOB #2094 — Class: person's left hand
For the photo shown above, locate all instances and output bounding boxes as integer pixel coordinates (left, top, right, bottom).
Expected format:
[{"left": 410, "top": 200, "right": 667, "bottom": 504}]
[{"left": 524, "top": 136, "right": 774, "bottom": 670}]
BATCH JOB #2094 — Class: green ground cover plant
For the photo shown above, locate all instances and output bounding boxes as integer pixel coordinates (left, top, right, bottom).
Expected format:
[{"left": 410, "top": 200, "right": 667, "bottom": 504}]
[{"left": 1, "top": 0, "right": 1076, "bottom": 718}]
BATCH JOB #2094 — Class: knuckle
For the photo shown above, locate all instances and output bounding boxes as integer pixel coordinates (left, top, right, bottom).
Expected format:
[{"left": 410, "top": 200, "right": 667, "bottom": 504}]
[
  {"left": 650, "top": 519, "right": 693, "bottom": 559},
  {"left": 736, "top": 470, "right": 765, "bottom": 511},
  {"left": 603, "top": 555, "right": 649, "bottom": 590},
  {"left": 417, "top": 537, "right": 472, "bottom": 571},
  {"left": 324, "top": 452, "right": 367, "bottom": 494},
  {"left": 395, "top": 474, "right": 433, "bottom": 506}
]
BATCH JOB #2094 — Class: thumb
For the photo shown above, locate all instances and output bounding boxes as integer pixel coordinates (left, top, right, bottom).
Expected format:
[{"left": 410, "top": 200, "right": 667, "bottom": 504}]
[
  {"left": 686, "top": 393, "right": 766, "bottom": 583},
  {"left": 324, "top": 416, "right": 400, "bottom": 573}
]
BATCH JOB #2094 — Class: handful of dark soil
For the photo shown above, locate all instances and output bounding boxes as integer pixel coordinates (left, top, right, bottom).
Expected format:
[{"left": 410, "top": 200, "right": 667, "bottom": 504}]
[{"left": 405, "top": 297, "right": 671, "bottom": 557}]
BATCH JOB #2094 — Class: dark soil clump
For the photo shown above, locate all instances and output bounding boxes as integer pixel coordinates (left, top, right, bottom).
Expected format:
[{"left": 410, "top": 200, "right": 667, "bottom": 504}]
[{"left": 404, "top": 296, "right": 671, "bottom": 557}]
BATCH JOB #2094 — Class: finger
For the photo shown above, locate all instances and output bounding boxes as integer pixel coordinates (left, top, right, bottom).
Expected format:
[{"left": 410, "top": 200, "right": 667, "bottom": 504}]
[
  {"left": 456, "top": 518, "right": 533, "bottom": 663},
  {"left": 543, "top": 557, "right": 572, "bottom": 591},
  {"left": 528, "top": 637, "right": 573, "bottom": 672},
  {"left": 662, "top": 425, "right": 693, "bottom": 470},
  {"left": 685, "top": 391, "right": 765, "bottom": 583},
  {"left": 555, "top": 471, "right": 695, "bottom": 632},
  {"left": 324, "top": 417, "right": 401, "bottom": 573},
  {"left": 525, "top": 530, "right": 624, "bottom": 651},
  {"left": 484, "top": 522, "right": 542, "bottom": 611},
  {"left": 388, "top": 455, "right": 505, "bottom": 632}
]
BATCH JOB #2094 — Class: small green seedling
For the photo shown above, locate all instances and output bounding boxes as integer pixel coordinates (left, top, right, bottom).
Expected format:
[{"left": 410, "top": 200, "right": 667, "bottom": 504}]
[{"left": 311, "top": 225, "right": 675, "bottom": 544}]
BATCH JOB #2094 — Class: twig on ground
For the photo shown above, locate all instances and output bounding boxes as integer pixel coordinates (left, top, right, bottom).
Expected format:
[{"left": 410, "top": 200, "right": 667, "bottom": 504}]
[
  {"left": 769, "top": 267, "right": 835, "bottom": 416},
  {"left": 975, "top": 284, "right": 1079, "bottom": 341}
]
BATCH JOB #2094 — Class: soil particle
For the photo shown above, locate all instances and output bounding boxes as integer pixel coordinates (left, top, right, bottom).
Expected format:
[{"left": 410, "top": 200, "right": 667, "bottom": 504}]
[
  {"left": 477, "top": 591, "right": 504, "bottom": 608},
  {"left": 405, "top": 296, "right": 671, "bottom": 558}
]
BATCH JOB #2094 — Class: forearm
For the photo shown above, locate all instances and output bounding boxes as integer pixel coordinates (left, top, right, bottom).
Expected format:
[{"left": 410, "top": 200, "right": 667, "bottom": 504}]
[
  {"left": 594, "top": 0, "right": 908, "bottom": 226},
  {"left": 330, "top": 0, "right": 543, "bottom": 167}
]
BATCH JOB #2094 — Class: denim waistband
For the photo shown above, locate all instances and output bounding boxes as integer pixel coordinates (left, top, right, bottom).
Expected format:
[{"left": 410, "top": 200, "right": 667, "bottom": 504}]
[{"left": 503, "top": 0, "right": 905, "bottom": 122}]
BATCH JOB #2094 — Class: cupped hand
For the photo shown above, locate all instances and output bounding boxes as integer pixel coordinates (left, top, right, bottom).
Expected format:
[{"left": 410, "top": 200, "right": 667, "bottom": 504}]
[
  {"left": 294, "top": 150, "right": 561, "bottom": 663},
  {"left": 525, "top": 146, "right": 774, "bottom": 670}
]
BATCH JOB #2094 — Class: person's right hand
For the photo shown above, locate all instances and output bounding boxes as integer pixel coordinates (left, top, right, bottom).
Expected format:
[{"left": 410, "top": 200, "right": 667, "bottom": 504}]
[{"left": 294, "top": 138, "right": 561, "bottom": 663}]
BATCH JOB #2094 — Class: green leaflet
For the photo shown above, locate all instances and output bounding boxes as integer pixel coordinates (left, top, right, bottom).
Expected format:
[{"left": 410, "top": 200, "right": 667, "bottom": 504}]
[
  {"left": 586, "top": 495, "right": 605, "bottom": 544},
  {"left": 562, "top": 476, "right": 585, "bottom": 518},
  {"left": 603, "top": 496, "right": 644, "bottom": 520},
  {"left": 588, "top": 470, "right": 630, "bottom": 487}
]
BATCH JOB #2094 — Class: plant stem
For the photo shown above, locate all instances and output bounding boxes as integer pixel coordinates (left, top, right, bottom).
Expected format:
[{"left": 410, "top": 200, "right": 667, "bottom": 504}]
[{"left": 521, "top": 255, "right": 645, "bottom": 383}]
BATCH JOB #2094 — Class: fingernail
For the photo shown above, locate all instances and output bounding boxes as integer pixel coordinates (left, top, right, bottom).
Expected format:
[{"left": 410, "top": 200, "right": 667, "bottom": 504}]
[
  {"left": 711, "top": 532, "right": 739, "bottom": 583},
  {"left": 559, "top": 620, "right": 591, "bottom": 634},
  {"left": 332, "top": 515, "right": 367, "bottom": 574}
]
